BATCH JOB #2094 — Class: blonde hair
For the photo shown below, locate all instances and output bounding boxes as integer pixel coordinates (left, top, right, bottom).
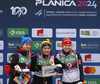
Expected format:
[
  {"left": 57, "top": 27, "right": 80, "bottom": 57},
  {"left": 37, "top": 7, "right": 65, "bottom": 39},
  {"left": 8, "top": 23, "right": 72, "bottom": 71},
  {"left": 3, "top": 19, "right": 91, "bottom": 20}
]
[
  {"left": 71, "top": 48, "right": 76, "bottom": 55},
  {"left": 27, "top": 51, "right": 31, "bottom": 60}
]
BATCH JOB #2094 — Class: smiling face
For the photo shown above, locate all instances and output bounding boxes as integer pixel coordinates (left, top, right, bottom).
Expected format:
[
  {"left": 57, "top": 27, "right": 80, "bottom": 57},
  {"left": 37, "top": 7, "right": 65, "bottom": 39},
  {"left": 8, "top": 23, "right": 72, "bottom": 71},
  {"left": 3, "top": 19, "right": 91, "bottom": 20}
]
[
  {"left": 62, "top": 44, "right": 71, "bottom": 52},
  {"left": 22, "top": 43, "right": 31, "bottom": 51},
  {"left": 42, "top": 46, "right": 51, "bottom": 55}
]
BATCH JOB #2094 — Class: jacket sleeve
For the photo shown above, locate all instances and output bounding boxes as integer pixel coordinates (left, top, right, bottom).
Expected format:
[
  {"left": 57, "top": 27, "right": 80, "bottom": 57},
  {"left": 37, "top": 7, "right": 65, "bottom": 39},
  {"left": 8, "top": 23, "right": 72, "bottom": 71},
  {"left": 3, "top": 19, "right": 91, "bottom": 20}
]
[
  {"left": 76, "top": 51, "right": 84, "bottom": 82},
  {"left": 31, "top": 54, "right": 42, "bottom": 72},
  {"left": 54, "top": 53, "right": 67, "bottom": 69},
  {"left": 4, "top": 53, "right": 19, "bottom": 77},
  {"left": 54, "top": 53, "right": 66, "bottom": 73},
  {"left": 30, "top": 54, "right": 37, "bottom": 71}
]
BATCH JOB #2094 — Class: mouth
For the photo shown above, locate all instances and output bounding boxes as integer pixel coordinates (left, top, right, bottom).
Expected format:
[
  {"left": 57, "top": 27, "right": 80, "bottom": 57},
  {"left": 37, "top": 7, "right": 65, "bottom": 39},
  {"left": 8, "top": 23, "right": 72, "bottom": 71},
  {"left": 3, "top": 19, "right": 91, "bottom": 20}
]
[
  {"left": 64, "top": 49, "right": 70, "bottom": 51},
  {"left": 65, "top": 49, "right": 69, "bottom": 50},
  {"left": 44, "top": 52, "right": 49, "bottom": 55}
]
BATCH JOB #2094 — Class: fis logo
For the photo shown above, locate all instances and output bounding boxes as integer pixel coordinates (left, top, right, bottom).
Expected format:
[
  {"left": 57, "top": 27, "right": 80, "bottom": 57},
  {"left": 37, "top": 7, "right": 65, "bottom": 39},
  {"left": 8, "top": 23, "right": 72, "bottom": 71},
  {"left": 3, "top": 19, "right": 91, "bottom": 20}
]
[
  {"left": 10, "top": 6, "right": 27, "bottom": 17},
  {"left": 35, "top": 9, "right": 43, "bottom": 17}
]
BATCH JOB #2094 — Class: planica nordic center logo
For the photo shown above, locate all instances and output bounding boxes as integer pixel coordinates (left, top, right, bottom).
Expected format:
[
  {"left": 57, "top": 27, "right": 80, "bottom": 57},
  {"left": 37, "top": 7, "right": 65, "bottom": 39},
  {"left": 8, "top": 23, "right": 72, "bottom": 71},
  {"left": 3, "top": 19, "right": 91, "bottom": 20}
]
[
  {"left": 35, "top": 0, "right": 97, "bottom": 9},
  {"left": 7, "top": 28, "right": 28, "bottom": 37}
]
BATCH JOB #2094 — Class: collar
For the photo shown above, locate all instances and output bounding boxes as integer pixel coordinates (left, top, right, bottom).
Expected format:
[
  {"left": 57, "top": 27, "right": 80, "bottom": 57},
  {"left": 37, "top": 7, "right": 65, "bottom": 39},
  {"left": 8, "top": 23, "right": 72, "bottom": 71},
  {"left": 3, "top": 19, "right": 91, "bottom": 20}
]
[
  {"left": 62, "top": 49, "right": 71, "bottom": 56},
  {"left": 17, "top": 47, "right": 34, "bottom": 56},
  {"left": 43, "top": 54, "right": 49, "bottom": 59}
]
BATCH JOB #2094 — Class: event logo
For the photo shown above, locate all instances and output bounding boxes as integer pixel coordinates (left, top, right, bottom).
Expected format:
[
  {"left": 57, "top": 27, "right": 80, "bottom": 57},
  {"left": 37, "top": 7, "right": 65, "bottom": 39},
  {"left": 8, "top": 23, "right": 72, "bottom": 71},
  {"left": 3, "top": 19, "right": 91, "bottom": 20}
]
[
  {"left": 0, "top": 28, "right": 3, "bottom": 37},
  {"left": 10, "top": 6, "right": 27, "bottom": 17},
  {"left": 7, "top": 28, "right": 28, "bottom": 37},
  {"left": 35, "top": 9, "right": 43, "bottom": 17},
  {"left": 32, "top": 28, "right": 52, "bottom": 38},
  {"left": 80, "top": 41, "right": 100, "bottom": 50},
  {"left": 56, "top": 29, "right": 76, "bottom": 38},
  {"left": 35, "top": 0, "right": 76, "bottom": 6},
  {"left": 0, "top": 66, "right": 3, "bottom": 75},
  {"left": 80, "top": 29, "right": 100, "bottom": 38},
  {"left": 7, "top": 41, "right": 22, "bottom": 49},
  {"left": 35, "top": 0, "right": 97, "bottom": 8},
  {"left": 0, "top": 40, "right": 4, "bottom": 50},
  {"left": 0, "top": 53, "right": 3, "bottom": 62}
]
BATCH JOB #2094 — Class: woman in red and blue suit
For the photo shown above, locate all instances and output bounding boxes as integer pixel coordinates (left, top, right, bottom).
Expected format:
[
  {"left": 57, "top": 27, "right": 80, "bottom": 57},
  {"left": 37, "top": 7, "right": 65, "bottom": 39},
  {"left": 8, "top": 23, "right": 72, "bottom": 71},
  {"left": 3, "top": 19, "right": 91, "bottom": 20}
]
[
  {"left": 4, "top": 34, "right": 34, "bottom": 84},
  {"left": 55, "top": 38, "right": 84, "bottom": 84}
]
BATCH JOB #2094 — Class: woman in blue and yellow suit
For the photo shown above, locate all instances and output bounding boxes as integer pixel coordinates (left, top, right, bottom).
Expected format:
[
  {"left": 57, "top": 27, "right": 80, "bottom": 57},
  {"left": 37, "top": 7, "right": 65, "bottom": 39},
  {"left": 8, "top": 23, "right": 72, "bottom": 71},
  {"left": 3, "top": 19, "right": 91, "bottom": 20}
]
[{"left": 31, "top": 39, "right": 55, "bottom": 84}]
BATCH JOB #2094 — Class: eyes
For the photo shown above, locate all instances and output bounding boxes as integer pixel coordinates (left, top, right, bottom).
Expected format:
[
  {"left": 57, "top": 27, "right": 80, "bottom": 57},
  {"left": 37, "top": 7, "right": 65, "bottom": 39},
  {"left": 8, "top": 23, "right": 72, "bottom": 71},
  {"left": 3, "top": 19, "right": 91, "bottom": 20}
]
[
  {"left": 43, "top": 46, "right": 51, "bottom": 50},
  {"left": 44, "top": 47, "right": 50, "bottom": 50},
  {"left": 63, "top": 44, "right": 71, "bottom": 48},
  {"left": 64, "top": 45, "right": 71, "bottom": 47},
  {"left": 25, "top": 43, "right": 31, "bottom": 46}
]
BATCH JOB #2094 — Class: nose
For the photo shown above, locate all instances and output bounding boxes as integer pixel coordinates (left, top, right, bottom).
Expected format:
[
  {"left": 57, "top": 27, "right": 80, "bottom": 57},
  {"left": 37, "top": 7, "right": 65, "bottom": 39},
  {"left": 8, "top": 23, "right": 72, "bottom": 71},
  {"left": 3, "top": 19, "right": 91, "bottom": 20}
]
[{"left": 66, "top": 46, "right": 69, "bottom": 48}]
